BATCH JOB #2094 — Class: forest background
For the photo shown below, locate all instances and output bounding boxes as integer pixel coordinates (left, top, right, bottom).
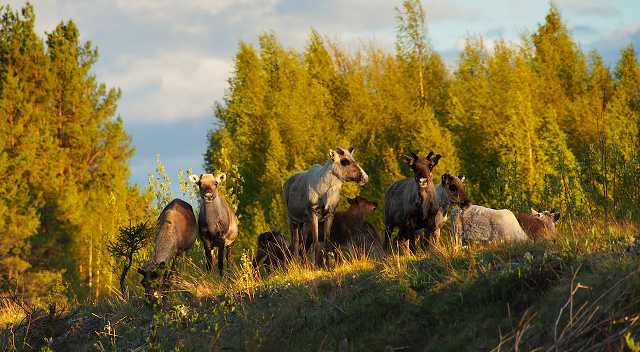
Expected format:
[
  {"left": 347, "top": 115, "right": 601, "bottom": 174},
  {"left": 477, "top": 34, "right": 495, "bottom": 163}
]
[{"left": 1, "top": 1, "right": 639, "bottom": 305}]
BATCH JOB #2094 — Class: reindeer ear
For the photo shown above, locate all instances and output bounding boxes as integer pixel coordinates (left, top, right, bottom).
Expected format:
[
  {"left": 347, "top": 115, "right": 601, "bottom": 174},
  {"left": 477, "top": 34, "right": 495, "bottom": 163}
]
[
  {"left": 458, "top": 174, "right": 466, "bottom": 182},
  {"left": 552, "top": 212, "right": 560, "bottom": 221},
  {"left": 433, "top": 154, "right": 442, "bottom": 164},
  {"left": 347, "top": 197, "right": 356, "bottom": 205},
  {"left": 531, "top": 208, "right": 539, "bottom": 216},
  {"left": 329, "top": 150, "right": 337, "bottom": 161},
  {"left": 425, "top": 151, "right": 433, "bottom": 160},
  {"left": 217, "top": 173, "right": 227, "bottom": 183},
  {"left": 442, "top": 173, "right": 451, "bottom": 184},
  {"left": 348, "top": 147, "right": 355, "bottom": 155},
  {"left": 402, "top": 154, "right": 415, "bottom": 166},
  {"left": 189, "top": 174, "right": 200, "bottom": 184}
]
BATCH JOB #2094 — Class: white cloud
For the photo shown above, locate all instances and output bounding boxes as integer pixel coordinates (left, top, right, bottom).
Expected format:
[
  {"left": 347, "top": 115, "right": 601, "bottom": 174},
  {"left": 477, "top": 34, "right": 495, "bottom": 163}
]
[
  {"left": 102, "top": 52, "right": 232, "bottom": 122},
  {"left": 554, "top": 0, "right": 620, "bottom": 17}
]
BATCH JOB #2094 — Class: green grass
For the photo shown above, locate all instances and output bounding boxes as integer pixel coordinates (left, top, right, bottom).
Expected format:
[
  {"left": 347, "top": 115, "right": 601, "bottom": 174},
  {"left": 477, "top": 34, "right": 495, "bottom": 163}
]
[{"left": 3, "top": 221, "right": 640, "bottom": 351}]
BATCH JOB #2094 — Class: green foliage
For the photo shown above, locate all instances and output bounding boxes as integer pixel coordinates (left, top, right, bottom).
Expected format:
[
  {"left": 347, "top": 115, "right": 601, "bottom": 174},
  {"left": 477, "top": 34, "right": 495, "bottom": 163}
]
[
  {"left": 199, "top": 3, "right": 640, "bottom": 259},
  {"left": 626, "top": 332, "right": 640, "bottom": 352},
  {"left": 206, "top": 10, "right": 459, "bottom": 250},
  {"left": 107, "top": 222, "right": 154, "bottom": 298},
  {"left": 147, "top": 155, "right": 174, "bottom": 213},
  {"left": 0, "top": 3, "right": 150, "bottom": 302}
]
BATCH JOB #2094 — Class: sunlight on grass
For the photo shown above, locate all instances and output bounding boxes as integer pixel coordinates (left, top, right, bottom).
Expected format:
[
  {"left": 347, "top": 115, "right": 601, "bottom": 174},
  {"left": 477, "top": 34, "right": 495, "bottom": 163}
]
[{"left": 0, "top": 299, "right": 25, "bottom": 328}]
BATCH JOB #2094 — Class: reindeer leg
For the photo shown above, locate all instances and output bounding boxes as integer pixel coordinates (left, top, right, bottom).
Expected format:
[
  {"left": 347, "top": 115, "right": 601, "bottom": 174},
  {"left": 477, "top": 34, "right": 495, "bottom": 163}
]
[
  {"left": 161, "top": 258, "right": 176, "bottom": 291},
  {"left": 323, "top": 215, "right": 334, "bottom": 268},
  {"left": 226, "top": 244, "right": 233, "bottom": 271},
  {"left": 290, "top": 223, "right": 300, "bottom": 260},
  {"left": 311, "top": 211, "right": 320, "bottom": 267},
  {"left": 202, "top": 238, "right": 214, "bottom": 272},
  {"left": 217, "top": 245, "right": 225, "bottom": 277},
  {"left": 253, "top": 244, "right": 265, "bottom": 270}
]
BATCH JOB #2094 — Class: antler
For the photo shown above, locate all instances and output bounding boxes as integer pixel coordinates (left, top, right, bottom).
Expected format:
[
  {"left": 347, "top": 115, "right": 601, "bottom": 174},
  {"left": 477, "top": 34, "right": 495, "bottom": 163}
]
[{"left": 426, "top": 151, "right": 434, "bottom": 160}]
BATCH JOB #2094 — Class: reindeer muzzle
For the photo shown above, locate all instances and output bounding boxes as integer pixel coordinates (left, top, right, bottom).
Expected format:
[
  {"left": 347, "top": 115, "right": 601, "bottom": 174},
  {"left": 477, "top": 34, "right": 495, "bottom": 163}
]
[{"left": 358, "top": 173, "right": 369, "bottom": 186}]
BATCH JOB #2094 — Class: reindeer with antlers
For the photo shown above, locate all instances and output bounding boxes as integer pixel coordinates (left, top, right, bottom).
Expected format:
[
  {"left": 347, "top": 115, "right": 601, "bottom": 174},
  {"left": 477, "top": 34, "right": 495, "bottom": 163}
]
[{"left": 383, "top": 151, "right": 442, "bottom": 252}]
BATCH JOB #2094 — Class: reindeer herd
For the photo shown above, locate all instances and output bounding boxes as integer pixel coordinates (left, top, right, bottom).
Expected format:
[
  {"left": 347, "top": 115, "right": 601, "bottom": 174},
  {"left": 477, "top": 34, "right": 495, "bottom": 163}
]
[{"left": 138, "top": 147, "right": 560, "bottom": 299}]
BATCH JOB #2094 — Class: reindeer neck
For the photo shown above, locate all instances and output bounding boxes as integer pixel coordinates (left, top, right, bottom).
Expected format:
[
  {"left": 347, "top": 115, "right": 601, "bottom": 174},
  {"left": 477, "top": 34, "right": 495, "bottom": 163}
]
[
  {"left": 312, "top": 161, "right": 343, "bottom": 194},
  {"left": 200, "top": 196, "right": 225, "bottom": 218},
  {"left": 435, "top": 184, "right": 450, "bottom": 212},
  {"left": 344, "top": 206, "right": 367, "bottom": 223},
  {"left": 417, "top": 182, "right": 436, "bottom": 218},
  {"left": 418, "top": 182, "right": 435, "bottom": 201}
]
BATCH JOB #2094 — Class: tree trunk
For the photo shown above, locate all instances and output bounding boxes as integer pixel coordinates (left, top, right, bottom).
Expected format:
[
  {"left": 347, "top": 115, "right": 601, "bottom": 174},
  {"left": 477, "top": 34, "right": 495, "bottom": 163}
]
[{"left": 120, "top": 255, "right": 132, "bottom": 300}]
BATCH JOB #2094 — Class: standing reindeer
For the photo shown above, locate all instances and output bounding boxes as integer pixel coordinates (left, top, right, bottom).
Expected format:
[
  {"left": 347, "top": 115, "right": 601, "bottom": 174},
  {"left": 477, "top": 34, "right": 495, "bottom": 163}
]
[
  {"left": 190, "top": 173, "right": 238, "bottom": 276},
  {"left": 283, "top": 147, "right": 368, "bottom": 266},
  {"left": 384, "top": 151, "right": 441, "bottom": 252},
  {"left": 394, "top": 173, "right": 469, "bottom": 248}
]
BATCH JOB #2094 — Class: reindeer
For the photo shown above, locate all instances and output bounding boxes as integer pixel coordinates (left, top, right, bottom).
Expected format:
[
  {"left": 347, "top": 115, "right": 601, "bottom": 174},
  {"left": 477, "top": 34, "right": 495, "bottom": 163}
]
[
  {"left": 190, "top": 173, "right": 238, "bottom": 276},
  {"left": 394, "top": 173, "right": 469, "bottom": 248},
  {"left": 304, "top": 196, "right": 381, "bottom": 264},
  {"left": 283, "top": 147, "right": 368, "bottom": 266},
  {"left": 253, "top": 230, "right": 291, "bottom": 271},
  {"left": 451, "top": 204, "right": 528, "bottom": 244},
  {"left": 138, "top": 198, "right": 197, "bottom": 302},
  {"left": 515, "top": 208, "right": 560, "bottom": 241},
  {"left": 384, "top": 151, "right": 441, "bottom": 252}
]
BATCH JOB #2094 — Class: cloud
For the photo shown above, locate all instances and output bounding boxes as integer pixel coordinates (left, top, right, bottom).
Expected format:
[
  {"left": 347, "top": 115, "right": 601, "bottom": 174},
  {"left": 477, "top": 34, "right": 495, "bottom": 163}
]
[
  {"left": 571, "top": 24, "right": 597, "bottom": 36},
  {"left": 101, "top": 52, "right": 232, "bottom": 122},
  {"left": 555, "top": 0, "right": 620, "bottom": 17},
  {"left": 589, "top": 24, "right": 640, "bottom": 64}
]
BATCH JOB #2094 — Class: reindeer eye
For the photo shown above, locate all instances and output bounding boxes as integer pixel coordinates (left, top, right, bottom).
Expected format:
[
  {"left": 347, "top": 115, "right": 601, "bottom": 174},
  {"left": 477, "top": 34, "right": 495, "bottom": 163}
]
[
  {"left": 449, "top": 185, "right": 457, "bottom": 192},
  {"left": 340, "top": 159, "right": 351, "bottom": 166}
]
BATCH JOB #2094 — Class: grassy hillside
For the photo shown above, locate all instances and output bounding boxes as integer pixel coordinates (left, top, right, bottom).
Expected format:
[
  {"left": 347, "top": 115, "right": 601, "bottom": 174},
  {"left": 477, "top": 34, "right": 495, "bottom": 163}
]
[{"left": 2, "top": 222, "right": 640, "bottom": 351}]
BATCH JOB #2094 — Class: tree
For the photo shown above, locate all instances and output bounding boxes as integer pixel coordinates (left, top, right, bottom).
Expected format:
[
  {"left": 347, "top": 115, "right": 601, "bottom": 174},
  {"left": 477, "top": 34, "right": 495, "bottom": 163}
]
[
  {"left": 107, "top": 222, "right": 154, "bottom": 299},
  {"left": 0, "top": 4, "right": 150, "bottom": 301}
]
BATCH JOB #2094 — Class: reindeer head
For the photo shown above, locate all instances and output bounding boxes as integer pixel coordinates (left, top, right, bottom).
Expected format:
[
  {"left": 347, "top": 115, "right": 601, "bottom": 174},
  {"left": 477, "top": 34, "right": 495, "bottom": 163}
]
[
  {"left": 190, "top": 173, "right": 226, "bottom": 203},
  {"left": 347, "top": 195, "right": 378, "bottom": 213},
  {"left": 441, "top": 173, "right": 470, "bottom": 207},
  {"left": 531, "top": 209, "right": 560, "bottom": 223},
  {"left": 329, "top": 147, "right": 369, "bottom": 185},
  {"left": 137, "top": 261, "right": 166, "bottom": 304},
  {"left": 403, "top": 151, "right": 441, "bottom": 188}
]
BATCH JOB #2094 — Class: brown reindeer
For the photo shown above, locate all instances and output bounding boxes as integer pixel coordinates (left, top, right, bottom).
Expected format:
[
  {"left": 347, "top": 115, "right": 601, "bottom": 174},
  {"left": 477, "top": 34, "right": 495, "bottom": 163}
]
[
  {"left": 253, "top": 230, "right": 291, "bottom": 271},
  {"left": 394, "top": 173, "right": 469, "bottom": 249},
  {"left": 515, "top": 209, "right": 560, "bottom": 241},
  {"left": 384, "top": 151, "right": 441, "bottom": 252},
  {"left": 304, "top": 196, "right": 381, "bottom": 263},
  {"left": 190, "top": 173, "right": 239, "bottom": 276},
  {"left": 138, "top": 198, "right": 197, "bottom": 302},
  {"left": 284, "top": 147, "right": 368, "bottom": 266}
]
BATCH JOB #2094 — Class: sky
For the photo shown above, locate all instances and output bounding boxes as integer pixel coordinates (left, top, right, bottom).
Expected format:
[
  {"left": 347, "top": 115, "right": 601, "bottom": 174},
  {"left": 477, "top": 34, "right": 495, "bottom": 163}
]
[{"left": 6, "top": 0, "right": 640, "bottom": 192}]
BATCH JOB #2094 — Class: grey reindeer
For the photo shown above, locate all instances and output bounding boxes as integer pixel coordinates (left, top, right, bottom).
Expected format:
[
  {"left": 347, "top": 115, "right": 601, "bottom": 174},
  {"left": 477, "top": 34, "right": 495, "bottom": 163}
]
[
  {"left": 451, "top": 204, "right": 528, "bottom": 244},
  {"left": 283, "top": 147, "right": 368, "bottom": 266},
  {"left": 190, "top": 172, "right": 239, "bottom": 276}
]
